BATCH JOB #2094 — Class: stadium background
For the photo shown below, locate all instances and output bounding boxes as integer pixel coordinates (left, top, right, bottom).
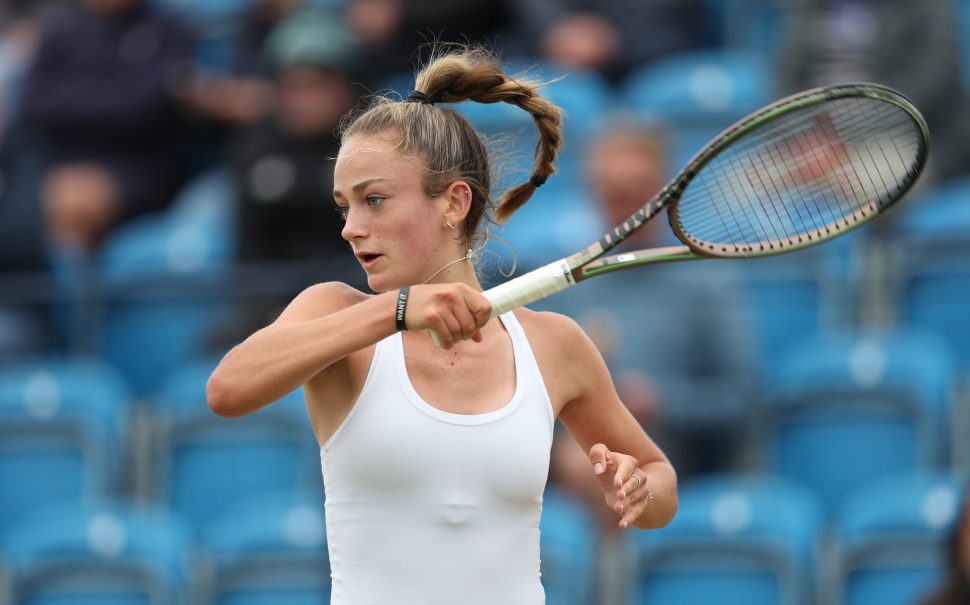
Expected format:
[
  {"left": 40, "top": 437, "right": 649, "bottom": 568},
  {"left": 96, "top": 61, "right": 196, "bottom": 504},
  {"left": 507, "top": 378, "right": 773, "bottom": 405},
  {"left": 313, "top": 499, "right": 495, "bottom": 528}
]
[{"left": 0, "top": 0, "right": 968, "bottom": 604}]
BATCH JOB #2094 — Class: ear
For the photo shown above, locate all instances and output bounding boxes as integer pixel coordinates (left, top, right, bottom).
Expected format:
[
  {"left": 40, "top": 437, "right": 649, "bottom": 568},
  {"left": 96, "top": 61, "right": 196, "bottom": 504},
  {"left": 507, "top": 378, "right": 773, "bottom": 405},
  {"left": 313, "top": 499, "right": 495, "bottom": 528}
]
[{"left": 441, "top": 180, "right": 473, "bottom": 227}]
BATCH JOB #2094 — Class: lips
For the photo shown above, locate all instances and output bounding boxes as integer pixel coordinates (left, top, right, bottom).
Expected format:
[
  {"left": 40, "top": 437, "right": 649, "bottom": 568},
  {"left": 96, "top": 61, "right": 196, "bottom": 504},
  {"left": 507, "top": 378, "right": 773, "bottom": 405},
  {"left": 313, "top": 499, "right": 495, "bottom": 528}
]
[{"left": 355, "top": 252, "right": 383, "bottom": 270}]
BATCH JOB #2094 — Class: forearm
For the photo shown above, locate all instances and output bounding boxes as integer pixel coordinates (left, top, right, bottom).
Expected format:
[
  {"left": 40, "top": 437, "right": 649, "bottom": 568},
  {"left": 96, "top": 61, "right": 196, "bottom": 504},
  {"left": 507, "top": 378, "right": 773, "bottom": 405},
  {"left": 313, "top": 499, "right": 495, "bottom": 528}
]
[
  {"left": 207, "top": 291, "right": 397, "bottom": 417},
  {"left": 631, "top": 460, "right": 677, "bottom": 530}
]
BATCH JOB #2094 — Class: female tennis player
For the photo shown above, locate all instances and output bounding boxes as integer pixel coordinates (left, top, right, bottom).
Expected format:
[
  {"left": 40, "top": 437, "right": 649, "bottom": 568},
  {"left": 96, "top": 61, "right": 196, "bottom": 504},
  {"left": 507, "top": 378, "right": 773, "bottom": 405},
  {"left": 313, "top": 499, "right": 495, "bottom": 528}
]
[{"left": 207, "top": 47, "right": 677, "bottom": 604}]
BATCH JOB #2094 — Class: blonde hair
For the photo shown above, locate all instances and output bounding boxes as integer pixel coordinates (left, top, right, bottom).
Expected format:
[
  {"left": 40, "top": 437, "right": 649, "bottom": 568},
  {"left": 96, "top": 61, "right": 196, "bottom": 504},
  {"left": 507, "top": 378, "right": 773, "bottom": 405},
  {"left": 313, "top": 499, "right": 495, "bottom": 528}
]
[{"left": 338, "top": 47, "right": 564, "bottom": 248}]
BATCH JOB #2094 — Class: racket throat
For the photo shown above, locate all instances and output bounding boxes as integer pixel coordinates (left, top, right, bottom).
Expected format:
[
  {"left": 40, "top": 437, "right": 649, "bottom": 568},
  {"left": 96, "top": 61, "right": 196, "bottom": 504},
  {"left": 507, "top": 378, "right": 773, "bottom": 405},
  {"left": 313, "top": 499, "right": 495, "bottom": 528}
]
[{"left": 579, "top": 245, "right": 700, "bottom": 279}]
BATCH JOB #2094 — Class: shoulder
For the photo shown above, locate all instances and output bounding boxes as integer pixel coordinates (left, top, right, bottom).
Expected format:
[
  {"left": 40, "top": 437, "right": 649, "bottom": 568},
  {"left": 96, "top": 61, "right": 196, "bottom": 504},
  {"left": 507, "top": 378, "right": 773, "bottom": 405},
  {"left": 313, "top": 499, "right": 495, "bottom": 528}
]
[
  {"left": 513, "top": 308, "right": 609, "bottom": 407},
  {"left": 515, "top": 307, "right": 602, "bottom": 357},
  {"left": 277, "top": 282, "right": 370, "bottom": 324},
  {"left": 515, "top": 307, "right": 587, "bottom": 346}
]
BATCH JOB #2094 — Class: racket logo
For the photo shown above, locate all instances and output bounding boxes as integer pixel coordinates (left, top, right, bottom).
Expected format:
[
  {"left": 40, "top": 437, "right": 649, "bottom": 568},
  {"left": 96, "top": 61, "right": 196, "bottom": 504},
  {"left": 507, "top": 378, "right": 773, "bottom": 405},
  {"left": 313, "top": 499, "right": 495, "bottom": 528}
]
[{"left": 558, "top": 260, "right": 576, "bottom": 286}]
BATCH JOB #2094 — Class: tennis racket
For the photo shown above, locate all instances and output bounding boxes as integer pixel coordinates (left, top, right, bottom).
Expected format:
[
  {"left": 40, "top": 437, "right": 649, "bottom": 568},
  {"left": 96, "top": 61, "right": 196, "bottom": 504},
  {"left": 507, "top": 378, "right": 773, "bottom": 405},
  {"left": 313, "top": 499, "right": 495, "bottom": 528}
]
[{"left": 478, "top": 82, "right": 928, "bottom": 316}]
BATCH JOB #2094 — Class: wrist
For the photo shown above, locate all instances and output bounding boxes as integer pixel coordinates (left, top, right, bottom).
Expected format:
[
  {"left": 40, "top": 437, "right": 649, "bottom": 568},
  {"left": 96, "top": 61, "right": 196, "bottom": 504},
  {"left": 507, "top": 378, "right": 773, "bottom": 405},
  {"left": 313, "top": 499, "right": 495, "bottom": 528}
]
[{"left": 395, "top": 286, "right": 410, "bottom": 331}]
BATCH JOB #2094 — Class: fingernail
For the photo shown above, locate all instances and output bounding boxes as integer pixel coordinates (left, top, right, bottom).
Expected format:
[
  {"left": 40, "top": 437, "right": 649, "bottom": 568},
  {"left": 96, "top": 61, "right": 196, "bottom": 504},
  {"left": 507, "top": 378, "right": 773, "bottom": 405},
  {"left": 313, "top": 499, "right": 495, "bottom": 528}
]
[
  {"left": 620, "top": 521, "right": 628, "bottom": 529},
  {"left": 593, "top": 463, "right": 604, "bottom": 474}
]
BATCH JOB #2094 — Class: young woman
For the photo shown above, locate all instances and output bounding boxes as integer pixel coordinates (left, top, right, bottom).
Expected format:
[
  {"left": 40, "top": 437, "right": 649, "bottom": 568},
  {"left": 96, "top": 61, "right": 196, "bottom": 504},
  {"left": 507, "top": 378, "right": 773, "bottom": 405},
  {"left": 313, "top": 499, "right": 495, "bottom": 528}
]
[{"left": 207, "top": 47, "right": 677, "bottom": 604}]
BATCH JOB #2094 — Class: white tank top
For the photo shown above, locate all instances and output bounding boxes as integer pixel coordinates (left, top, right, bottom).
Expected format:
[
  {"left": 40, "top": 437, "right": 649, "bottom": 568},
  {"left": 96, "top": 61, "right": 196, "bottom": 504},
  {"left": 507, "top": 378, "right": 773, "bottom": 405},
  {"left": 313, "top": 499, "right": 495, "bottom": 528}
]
[{"left": 320, "top": 312, "right": 555, "bottom": 605}]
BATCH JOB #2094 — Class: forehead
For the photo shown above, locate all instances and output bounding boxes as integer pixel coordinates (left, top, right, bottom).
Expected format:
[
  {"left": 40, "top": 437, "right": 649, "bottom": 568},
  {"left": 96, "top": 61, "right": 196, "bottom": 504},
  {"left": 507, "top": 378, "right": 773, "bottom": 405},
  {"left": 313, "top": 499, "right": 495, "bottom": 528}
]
[{"left": 335, "top": 132, "right": 424, "bottom": 179}]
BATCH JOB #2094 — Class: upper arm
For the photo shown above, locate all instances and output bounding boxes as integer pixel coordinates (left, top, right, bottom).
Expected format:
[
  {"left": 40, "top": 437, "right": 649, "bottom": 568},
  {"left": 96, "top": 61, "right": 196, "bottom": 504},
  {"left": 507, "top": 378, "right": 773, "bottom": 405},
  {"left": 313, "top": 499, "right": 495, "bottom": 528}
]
[
  {"left": 541, "top": 313, "right": 670, "bottom": 468},
  {"left": 274, "top": 281, "right": 369, "bottom": 325}
]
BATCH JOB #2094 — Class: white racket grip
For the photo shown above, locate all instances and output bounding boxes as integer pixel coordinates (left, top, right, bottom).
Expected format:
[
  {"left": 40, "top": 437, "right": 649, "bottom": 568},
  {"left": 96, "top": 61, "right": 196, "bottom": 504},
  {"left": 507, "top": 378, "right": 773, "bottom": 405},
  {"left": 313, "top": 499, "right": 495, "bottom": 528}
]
[
  {"left": 429, "top": 259, "right": 574, "bottom": 347},
  {"left": 484, "top": 258, "right": 576, "bottom": 317}
]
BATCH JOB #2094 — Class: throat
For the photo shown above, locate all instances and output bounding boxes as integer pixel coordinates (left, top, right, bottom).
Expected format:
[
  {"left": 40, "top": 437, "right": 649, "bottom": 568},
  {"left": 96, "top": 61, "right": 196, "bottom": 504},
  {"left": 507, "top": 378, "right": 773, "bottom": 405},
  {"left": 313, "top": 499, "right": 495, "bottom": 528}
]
[{"left": 401, "top": 324, "right": 516, "bottom": 415}]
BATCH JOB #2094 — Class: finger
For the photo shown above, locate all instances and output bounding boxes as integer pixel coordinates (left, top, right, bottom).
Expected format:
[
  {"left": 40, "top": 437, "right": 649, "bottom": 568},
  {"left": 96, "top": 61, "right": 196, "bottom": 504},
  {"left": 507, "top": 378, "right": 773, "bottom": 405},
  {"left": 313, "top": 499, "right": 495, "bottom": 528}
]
[
  {"left": 619, "top": 501, "right": 645, "bottom": 529},
  {"left": 440, "top": 313, "right": 463, "bottom": 345},
  {"left": 466, "top": 291, "right": 493, "bottom": 327},
  {"left": 453, "top": 304, "right": 478, "bottom": 342},
  {"left": 429, "top": 315, "right": 456, "bottom": 349},
  {"left": 612, "top": 455, "right": 639, "bottom": 492},
  {"left": 617, "top": 469, "right": 643, "bottom": 502},
  {"left": 471, "top": 329, "right": 483, "bottom": 343},
  {"left": 589, "top": 443, "right": 609, "bottom": 476}
]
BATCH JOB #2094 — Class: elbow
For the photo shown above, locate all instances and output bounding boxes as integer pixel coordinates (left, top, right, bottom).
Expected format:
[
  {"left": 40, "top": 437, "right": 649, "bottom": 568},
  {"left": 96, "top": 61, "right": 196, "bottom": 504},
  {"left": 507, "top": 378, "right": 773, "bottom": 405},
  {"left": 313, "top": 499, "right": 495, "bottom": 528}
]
[
  {"left": 656, "top": 491, "right": 679, "bottom": 529},
  {"left": 206, "top": 372, "right": 247, "bottom": 418}
]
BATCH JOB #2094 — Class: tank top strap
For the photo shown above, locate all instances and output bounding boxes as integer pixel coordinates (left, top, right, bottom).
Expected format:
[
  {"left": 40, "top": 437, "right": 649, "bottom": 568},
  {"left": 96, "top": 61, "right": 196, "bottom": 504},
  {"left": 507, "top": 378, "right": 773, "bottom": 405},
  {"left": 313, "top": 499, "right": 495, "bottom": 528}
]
[
  {"left": 499, "top": 311, "right": 555, "bottom": 431},
  {"left": 320, "top": 335, "right": 392, "bottom": 453}
]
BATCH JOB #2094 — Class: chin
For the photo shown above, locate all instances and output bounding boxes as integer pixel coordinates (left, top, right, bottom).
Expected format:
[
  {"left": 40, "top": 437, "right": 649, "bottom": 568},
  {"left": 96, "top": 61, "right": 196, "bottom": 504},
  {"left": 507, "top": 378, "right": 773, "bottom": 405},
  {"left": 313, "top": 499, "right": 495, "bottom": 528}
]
[{"left": 366, "top": 272, "right": 400, "bottom": 294}]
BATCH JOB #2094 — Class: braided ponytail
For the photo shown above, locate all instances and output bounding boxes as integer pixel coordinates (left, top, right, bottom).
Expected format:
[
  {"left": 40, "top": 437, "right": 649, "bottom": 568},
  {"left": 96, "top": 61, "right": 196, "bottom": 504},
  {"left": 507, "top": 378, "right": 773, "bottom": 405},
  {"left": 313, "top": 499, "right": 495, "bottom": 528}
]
[
  {"left": 413, "top": 49, "right": 563, "bottom": 221},
  {"left": 340, "top": 46, "right": 564, "bottom": 242}
]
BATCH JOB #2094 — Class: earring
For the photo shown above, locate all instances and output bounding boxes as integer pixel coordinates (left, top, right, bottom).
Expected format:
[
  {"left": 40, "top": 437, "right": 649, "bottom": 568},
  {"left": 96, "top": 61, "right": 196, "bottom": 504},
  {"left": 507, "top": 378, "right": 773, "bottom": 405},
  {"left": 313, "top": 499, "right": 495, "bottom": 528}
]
[{"left": 446, "top": 222, "right": 456, "bottom": 230}]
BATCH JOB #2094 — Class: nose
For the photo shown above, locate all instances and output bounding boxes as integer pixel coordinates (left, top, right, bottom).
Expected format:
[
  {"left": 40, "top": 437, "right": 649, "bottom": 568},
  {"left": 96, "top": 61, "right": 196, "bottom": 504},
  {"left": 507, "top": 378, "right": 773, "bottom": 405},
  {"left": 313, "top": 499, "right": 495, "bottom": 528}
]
[{"left": 341, "top": 206, "right": 367, "bottom": 242}]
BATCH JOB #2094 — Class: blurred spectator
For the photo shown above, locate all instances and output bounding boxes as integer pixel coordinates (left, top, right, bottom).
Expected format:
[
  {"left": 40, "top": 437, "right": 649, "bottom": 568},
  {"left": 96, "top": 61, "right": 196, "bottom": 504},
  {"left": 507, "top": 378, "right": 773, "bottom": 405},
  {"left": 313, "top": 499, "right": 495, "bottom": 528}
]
[
  {"left": 229, "top": 7, "right": 359, "bottom": 270},
  {"left": 208, "top": 7, "right": 366, "bottom": 355},
  {"left": 0, "top": 0, "right": 61, "bottom": 136},
  {"left": 18, "top": 0, "right": 196, "bottom": 255},
  {"left": 776, "top": 0, "right": 970, "bottom": 181},
  {"left": 919, "top": 488, "right": 970, "bottom": 605},
  {"left": 232, "top": 0, "right": 303, "bottom": 79},
  {"left": 536, "top": 117, "right": 754, "bottom": 476},
  {"left": 345, "top": 0, "right": 514, "bottom": 88},
  {"left": 507, "top": 0, "right": 705, "bottom": 85},
  {"left": 548, "top": 425, "right": 633, "bottom": 605}
]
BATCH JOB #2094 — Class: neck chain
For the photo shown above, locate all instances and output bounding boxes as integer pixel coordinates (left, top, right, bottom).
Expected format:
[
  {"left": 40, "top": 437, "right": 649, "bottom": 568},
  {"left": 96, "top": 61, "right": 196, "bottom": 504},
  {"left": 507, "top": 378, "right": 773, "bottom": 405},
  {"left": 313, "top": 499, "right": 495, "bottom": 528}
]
[{"left": 421, "top": 243, "right": 485, "bottom": 284}]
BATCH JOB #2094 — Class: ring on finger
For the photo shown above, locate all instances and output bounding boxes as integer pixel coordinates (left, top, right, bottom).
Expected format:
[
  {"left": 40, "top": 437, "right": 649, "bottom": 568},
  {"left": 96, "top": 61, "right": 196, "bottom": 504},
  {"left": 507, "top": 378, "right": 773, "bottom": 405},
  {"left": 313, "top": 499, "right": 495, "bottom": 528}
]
[{"left": 630, "top": 473, "right": 641, "bottom": 492}]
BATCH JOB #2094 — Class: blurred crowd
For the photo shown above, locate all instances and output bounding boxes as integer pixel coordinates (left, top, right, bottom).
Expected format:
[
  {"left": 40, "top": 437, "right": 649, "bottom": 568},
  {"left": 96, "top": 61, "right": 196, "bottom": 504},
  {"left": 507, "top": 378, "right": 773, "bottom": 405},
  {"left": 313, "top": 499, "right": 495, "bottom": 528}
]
[{"left": 1, "top": 1, "right": 970, "bottom": 603}]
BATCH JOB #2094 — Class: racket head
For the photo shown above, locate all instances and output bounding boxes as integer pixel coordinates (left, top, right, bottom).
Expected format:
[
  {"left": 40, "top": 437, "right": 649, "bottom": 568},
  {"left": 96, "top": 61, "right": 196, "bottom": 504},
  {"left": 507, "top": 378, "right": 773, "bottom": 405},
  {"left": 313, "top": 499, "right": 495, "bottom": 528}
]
[{"left": 666, "top": 83, "right": 929, "bottom": 258}]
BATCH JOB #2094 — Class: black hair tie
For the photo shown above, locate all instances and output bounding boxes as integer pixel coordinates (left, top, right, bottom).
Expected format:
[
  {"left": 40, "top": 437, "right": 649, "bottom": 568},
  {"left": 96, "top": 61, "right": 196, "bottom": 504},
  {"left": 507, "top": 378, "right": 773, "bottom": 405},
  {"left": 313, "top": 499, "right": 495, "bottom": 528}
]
[
  {"left": 407, "top": 90, "right": 433, "bottom": 105},
  {"left": 530, "top": 173, "right": 548, "bottom": 188}
]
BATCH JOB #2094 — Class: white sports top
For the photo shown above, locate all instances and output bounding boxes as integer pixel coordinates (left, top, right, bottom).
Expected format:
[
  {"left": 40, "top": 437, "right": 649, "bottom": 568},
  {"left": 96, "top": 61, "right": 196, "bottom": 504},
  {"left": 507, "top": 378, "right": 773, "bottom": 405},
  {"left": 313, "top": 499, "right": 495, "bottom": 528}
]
[{"left": 320, "top": 312, "right": 556, "bottom": 605}]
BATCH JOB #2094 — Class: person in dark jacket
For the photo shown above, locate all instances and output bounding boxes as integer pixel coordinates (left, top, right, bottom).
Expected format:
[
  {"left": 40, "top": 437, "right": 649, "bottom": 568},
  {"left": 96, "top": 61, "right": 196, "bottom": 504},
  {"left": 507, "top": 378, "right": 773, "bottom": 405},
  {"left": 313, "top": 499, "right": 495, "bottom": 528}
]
[{"left": 18, "top": 0, "right": 195, "bottom": 253}]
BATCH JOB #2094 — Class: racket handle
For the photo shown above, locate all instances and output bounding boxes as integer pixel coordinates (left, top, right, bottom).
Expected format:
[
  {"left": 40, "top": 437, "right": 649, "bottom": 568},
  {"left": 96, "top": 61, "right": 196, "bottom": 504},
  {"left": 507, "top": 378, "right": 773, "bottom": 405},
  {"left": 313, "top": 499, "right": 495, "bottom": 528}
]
[
  {"left": 429, "top": 259, "right": 575, "bottom": 347},
  {"left": 484, "top": 258, "right": 576, "bottom": 316}
]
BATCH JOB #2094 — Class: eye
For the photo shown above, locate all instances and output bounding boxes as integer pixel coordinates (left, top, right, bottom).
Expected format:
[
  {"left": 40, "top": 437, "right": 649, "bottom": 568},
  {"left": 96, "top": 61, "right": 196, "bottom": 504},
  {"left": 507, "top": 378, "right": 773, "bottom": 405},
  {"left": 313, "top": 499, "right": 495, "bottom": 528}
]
[
  {"left": 365, "top": 195, "right": 385, "bottom": 208},
  {"left": 334, "top": 204, "right": 349, "bottom": 220}
]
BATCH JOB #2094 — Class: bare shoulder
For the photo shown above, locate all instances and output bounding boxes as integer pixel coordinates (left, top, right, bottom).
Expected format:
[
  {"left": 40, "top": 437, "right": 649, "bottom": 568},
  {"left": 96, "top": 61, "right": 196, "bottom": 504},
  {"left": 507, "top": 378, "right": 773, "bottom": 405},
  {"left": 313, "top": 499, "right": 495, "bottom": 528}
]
[
  {"left": 513, "top": 308, "right": 605, "bottom": 412},
  {"left": 515, "top": 307, "right": 597, "bottom": 356},
  {"left": 277, "top": 281, "right": 371, "bottom": 324}
]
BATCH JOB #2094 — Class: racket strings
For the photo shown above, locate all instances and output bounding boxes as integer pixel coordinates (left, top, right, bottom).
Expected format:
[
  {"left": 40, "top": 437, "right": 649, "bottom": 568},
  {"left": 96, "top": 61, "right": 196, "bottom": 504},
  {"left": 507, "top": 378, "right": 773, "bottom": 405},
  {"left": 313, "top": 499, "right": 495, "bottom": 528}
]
[
  {"left": 675, "top": 97, "right": 923, "bottom": 253},
  {"left": 689, "top": 102, "right": 911, "bottom": 247},
  {"left": 685, "top": 102, "right": 918, "bottom": 249}
]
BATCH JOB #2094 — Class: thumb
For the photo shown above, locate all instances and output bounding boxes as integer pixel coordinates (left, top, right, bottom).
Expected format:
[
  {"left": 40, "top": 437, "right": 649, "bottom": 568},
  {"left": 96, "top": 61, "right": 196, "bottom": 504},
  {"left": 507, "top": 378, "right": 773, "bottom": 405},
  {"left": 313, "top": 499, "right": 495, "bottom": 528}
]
[{"left": 589, "top": 443, "right": 610, "bottom": 476}]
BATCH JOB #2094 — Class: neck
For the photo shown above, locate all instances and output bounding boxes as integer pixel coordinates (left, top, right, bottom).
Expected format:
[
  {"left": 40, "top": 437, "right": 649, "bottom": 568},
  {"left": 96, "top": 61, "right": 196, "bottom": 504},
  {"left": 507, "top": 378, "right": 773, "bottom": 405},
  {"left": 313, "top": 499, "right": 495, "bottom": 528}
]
[{"left": 421, "top": 252, "right": 482, "bottom": 290}]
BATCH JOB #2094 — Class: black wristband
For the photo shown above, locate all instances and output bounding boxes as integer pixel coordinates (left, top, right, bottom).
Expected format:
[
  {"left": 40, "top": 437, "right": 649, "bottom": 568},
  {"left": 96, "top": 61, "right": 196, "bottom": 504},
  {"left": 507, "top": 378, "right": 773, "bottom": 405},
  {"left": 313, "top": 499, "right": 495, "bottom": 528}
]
[{"left": 395, "top": 286, "right": 410, "bottom": 331}]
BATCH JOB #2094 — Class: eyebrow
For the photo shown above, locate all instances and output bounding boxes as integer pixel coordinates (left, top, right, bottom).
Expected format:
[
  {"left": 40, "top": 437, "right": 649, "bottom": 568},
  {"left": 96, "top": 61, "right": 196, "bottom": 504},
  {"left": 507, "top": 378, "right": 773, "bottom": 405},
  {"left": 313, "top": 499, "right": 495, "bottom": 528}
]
[{"left": 333, "top": 178, "right": 390, "bottom": 199}]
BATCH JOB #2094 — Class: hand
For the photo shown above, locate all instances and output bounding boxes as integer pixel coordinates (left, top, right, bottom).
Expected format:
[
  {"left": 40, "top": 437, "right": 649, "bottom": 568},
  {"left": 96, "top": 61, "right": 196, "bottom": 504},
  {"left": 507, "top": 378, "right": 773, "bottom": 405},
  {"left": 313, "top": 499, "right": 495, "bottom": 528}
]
[
  {"left": 42, "top": 164, "right": 121, "bottom": 251},
  {"left": 589, "top": 443, "right": 652, "bottom": 529},
  {"left": 403, "top": 283, "right": 492, "bottom": 349}
]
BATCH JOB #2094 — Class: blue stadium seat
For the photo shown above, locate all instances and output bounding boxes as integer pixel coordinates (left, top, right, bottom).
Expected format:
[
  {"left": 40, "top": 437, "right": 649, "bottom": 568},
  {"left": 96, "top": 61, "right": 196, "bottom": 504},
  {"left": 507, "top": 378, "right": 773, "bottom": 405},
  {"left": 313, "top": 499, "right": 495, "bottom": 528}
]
[
  {"left": 713, "top": 0, "right": 789, "bottom": 57},
  {"left": 152, "top": 0, "right": 252, "bottom": 71},
  {"left": 722, "top": 236, "right": 864, "bottom": 378},
  {"left": 623, "top": 49, "right": 771, "bottom": 170},
  {"left": 892, "top": 177, "right": 970, "bottom": 372},
  {"left": 5, "top": 499, "right": 192, "bottom": 605},
  {"left": 486, "top": 189, "right": 602, "bottom": 276},
  {"left": 630, "top": 474, "right": 822, "bottom": 605},
  {"left": 761, "top": 329, "right": 957, "bottom": 514},
  {"left": 199, "top": 490, "right": 329, "bottom": 605},
  {"left": 98, "top": 171, "right": 234, "bottom": 395},
  {"left": 0, "top": 357, "right": 128, "bottom": 533},
  {"left": 152, "top": 358, "right": 318, "bottom": 531},
  {"left": 830, "top": 471, "right": 961, "bottom": 605},
  {"left": 539, "top": 487, "right": 598, "bottom": 605}
]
